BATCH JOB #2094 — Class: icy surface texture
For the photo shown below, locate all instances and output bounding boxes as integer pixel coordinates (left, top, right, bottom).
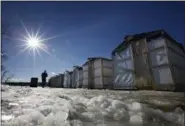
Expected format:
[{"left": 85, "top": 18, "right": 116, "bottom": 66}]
[{"left": 1, "top": 85, "right": 185, "bottom": 126}]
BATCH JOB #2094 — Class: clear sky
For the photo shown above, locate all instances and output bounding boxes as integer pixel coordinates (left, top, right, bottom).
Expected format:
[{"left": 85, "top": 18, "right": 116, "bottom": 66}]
[{"left": 2, "top": 1, "right": 185, "bottom": 82}]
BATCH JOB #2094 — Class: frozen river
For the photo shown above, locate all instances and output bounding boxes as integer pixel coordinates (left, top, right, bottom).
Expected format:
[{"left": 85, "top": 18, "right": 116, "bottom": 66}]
[{"left": 1, "top": 85, "right": 185, "bottom": 126}]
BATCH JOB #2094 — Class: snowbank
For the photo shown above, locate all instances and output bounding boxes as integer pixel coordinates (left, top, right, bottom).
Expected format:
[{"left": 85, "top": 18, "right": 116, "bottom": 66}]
[{"left": 1, "top": 85, "right": 184, "bottom": 126}]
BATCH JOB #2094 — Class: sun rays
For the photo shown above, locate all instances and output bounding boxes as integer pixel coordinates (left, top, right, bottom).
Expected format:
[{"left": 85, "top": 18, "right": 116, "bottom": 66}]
[{"left": 17, "top": 21, "right": 60, "bottom": 60}]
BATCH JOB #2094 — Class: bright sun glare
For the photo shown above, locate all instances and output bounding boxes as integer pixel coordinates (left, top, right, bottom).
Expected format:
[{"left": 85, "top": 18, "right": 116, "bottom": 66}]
[
  {"left": 17, "top": 21, "right": 60, "bottom": 59},
  {"left": 27, "top": 37, "right": 40, "bottom": 48}
]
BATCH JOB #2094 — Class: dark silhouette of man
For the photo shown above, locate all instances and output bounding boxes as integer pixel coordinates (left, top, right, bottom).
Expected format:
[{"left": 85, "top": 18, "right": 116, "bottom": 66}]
[{"left": 41, "top": 70, "right": 48, "bottom": 88}]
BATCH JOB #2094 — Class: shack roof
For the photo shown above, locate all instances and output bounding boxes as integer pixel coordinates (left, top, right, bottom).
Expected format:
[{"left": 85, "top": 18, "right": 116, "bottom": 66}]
[
  {"left": 112, "top": 29, "right": 184, "bottom": 55},
  {"left": 73, "top": 66, "right": 83, "bottom": 70},
  {"left": 83, "top": 57, "right": 112, "bottom": 66},
  {"left": 64, "top": 71, "right": 73, "bottom": 75}
]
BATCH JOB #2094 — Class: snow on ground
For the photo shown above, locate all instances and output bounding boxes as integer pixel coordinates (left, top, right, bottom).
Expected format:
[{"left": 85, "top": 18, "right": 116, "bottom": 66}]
[{"left": 1, "top": 85, "right": 185, "bottom": 126}]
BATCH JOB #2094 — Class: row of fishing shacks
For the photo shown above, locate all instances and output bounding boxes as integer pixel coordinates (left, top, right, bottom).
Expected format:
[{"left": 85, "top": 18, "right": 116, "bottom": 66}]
[
  {"left": 48, "top": 74, "right": 64, "bottom": 88},
  {"left": 48, "top": 57, "right": 113, "bottom": 89},
  {"left": 48, "top": 30, "right": 185, "bottom": 91}
]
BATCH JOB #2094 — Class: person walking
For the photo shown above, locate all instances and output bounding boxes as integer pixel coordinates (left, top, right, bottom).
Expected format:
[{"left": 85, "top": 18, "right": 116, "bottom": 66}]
[{"left": 41, "top": 70, "right": 48, "bottom": 88}]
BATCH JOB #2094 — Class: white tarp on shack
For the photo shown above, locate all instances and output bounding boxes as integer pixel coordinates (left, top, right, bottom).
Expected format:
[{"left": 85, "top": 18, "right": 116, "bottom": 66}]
[
  {"left": 148, "top": 37, "right": 185, "bottom": 90},
  {"left": 113, "top": 45, "right": 135, "bottom": 89},
  {"left": 82, "top": 57, "right": 113, "bottom": 89},
  {"left": 82, "top": 63, "right": 89, "bottom": 88},
  {"left": 148, "top": 37, "right": 173, "bottom": 85},
  {"left": 76, "top": 68, "right": 83, "bottom": 88},
  {"left": 72, "top": 66, "right": 83, "bottom": 88},
  {"left": 63, "top": 71, "right": 72, "bottom": 88},
  {"left": 112, "top": 30, "right": 185, "bottom": 91}
]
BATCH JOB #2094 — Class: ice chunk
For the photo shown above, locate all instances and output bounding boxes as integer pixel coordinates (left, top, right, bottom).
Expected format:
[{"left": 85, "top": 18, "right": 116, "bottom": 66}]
[
  {"left": 100, "top": 100, "right": 110, "bottom": 108},
  {"left": 128, "top": 102, "right": 142, "bottom": 111},
  {"left": 113, "top": 112, "right": 123, "bottom": 120},
  {"left": 82, "top": 112, "right": 95, "bottom": 120},
  {"left": 70, "top": 120, "right": 84, "bottom": 126},
  {"left": 105, "top": 106, "right": 115, "bottom": 116},
  {"left": 130, "top": 114, "right": 143, "bottom": 124},
  {"left": 164, "top": 111, "right": 184, "bottom": 125},
  {"left": 87, "top": 95, "right": 110, "bottom": 109},
  {"left": 38, "top": 106, "right": 53, "bottom": 116},
  {"left": 101, "top": 110, "right": 109, "bottom": 117},
  {"left": 9, "top": 111, "right": 45, "bottom": 126},
  {"left": 111, "top": 100, "right": 125, "bottom": 109},
  {"left": 2, "top": 115, "right": 14, "bottom": 121},
  {"left": 43, "top": 111, "right": 69, "bottom": 126},
  {"left": 9, "top": 103, "right": 19, "bottom": 106},
  {"left": 1, "top": 85, "right": 10, "bottom": 92},
  {"left": 97, "top": 95, "right": 106, "bottom": 102}
]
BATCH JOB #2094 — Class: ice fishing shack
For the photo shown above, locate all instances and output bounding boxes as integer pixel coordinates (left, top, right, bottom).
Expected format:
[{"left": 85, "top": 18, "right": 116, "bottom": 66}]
[
  {"left": 112, "top": 30, "right": 185, "bottom": 91},
  {"left": 48, "top": 74, "right": 64, "bottom": 88},
  {"left": 63, "top": 71, "right": 73, "bottom": 88},
  {"left": 82, "top": 57, "right": 113, "bottom": 89},
  {"left": 72, "top": 66, "right": 83, "bottom": 88}
]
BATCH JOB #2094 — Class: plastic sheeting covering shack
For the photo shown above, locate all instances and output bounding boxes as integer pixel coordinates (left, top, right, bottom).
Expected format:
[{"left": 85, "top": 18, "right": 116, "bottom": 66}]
[
  {"left": 63, "top": 71, "right": 73, "bottom": 88},
  {"left": 112, "top": 30, "right": 185, "bottom": 91},
  {"left": 82, "top": 57, "right": 113, "bottom": 89},
  {"left": 72, "top": 66, "right": 83, "bottom": 88}
]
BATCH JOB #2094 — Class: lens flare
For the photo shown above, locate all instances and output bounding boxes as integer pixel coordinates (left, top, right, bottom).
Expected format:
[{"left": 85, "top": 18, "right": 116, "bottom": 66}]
[{"left": 17, "top": 21, "right": 60, "bottom": 59}]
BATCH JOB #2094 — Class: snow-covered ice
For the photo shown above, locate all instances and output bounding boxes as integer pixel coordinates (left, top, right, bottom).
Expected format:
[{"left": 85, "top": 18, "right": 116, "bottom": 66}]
[
  {"left": 1, "top": 85, "right": 185, "bottom": 126},
  {"left": 2, "top": 115, "right": 15, "bottom": 121}
]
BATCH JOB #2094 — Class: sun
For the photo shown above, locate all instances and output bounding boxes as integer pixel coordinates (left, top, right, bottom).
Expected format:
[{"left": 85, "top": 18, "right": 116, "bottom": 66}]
[
  {"left": 17, "top": 21, "right": 61, "bottom": 60},
  {"left": 19, "top": 32, "right": 50, "bottom": 59},
  {"left": 27, "top": 37, "right": 40, "bottom": 48}
]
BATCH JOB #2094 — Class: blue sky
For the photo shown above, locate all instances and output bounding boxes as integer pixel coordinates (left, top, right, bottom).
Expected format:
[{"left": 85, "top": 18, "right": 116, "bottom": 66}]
[{"left": 2, "top": 1, "right": 185, "bottom": 82}]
